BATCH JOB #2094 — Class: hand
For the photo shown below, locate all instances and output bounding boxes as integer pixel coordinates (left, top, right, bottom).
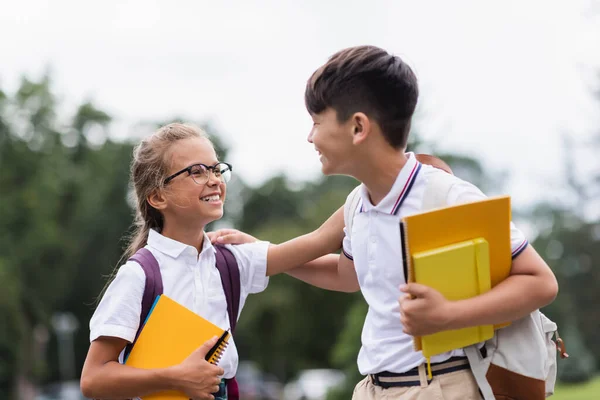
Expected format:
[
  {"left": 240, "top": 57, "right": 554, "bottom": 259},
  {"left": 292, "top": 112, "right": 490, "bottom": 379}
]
[
  {"left": 169, "top": 336, "right": 225, "bottom": 400},
  {"left": 399, "top": 283, "right": 454, "bottom": 336},
  {"left": 206, "top": 228, "right": 258, "bottom": 245}
]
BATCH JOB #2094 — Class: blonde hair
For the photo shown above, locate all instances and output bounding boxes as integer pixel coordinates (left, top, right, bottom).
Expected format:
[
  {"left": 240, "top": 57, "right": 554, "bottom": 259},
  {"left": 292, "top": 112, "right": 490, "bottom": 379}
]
[
  {"left": 96, "top": 123, "right": 211, "bottom": 303},
  {"left": 124, "top": 122, "right": 209, "bottom": 259}
]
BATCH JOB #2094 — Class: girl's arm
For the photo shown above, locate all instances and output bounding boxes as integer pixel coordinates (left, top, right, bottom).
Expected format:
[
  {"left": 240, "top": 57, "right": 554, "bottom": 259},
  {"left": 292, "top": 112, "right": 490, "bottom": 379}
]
[{"left": 80, "top": 336, "right": 223, "bottom": 400}]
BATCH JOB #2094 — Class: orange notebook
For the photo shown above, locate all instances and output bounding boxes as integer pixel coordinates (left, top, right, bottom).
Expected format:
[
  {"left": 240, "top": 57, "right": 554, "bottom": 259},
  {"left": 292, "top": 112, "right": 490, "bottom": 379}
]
[
  {"left": 125, "top": 295, "right": 230, "bottom": 400},
  {"left": 400, "top": 196, "right": 512, "bottom": 376}
]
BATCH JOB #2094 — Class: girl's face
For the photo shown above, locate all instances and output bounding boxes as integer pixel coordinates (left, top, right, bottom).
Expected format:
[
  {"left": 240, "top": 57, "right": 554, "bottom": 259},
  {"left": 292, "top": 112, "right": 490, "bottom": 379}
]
[{"left": 160, "top": 136, "right": 227, "bottom": 227}]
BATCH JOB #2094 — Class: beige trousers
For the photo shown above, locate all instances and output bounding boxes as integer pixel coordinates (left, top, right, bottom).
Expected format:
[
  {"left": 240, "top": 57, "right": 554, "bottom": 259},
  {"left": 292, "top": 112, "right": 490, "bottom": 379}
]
[{"left": 352, "top": 367, "right": 482, "bottom": 400}]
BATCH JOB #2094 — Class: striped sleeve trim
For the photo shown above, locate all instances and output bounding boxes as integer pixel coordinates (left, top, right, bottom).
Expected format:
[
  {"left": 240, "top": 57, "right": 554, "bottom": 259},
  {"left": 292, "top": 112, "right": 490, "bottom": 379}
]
[
  {"left": 342, "top": 249, "right": 354, "bottom": 260},
  {"left": 511, "top": 239, "right": 528, "bottom": 259}
]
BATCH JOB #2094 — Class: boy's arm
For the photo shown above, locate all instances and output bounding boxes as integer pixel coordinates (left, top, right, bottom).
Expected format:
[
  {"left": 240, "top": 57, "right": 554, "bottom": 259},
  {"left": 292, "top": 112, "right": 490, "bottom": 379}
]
[
  {"left": 265, "top": 206, "right": 345, "bottom": 276},
  {"left": 285, "top": 253, "right": 360, "bottom": 293},
  {"left": 208, "top": 206, "right": 359, "bottom": 292},
  {"left": 400, "top": 245, "right": 558, "bottom": 336}
]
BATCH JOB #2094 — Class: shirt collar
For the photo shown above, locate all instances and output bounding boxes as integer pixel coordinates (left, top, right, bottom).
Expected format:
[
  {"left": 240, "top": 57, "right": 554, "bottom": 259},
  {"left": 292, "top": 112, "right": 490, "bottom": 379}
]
[
  {"left": 359, "top": 152, "right": 422, "bottom": 215},
  {"left": 147, "top": 229, "right": 216, "bottom": 259}
]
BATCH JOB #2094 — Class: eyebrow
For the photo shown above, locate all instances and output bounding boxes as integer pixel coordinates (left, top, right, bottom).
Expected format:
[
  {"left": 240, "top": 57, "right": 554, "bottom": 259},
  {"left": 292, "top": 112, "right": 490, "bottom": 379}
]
[{"left": 187, "top": 161, "right": 220, "bottom": 167}]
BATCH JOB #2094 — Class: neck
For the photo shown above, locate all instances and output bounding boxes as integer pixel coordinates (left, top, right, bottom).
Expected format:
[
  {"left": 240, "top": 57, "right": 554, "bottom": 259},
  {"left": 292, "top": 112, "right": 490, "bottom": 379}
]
[
  {"left": 161, "top": 219, "right": 206, "bottom": 253},
  {"left": 354, "top": 147, "right": 408, "bottom": 206}
]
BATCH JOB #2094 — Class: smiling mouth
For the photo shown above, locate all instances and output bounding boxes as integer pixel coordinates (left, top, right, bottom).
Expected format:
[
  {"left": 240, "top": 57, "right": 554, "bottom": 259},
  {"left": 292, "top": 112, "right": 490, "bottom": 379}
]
[{"left": 200, "top": 194, "right": 221, "bottom": 202}]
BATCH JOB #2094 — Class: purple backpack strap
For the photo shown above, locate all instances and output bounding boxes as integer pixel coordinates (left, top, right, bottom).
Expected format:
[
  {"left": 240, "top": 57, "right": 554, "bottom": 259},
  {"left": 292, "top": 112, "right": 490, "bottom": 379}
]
[
  {"left": 214, "top": 245, "right": 241, "bottom": 332},
  {"left": 123, "top": 248, "right": 163, "bottom": 361},
  {"left": 214, "top": 244, "right": 241, "bottom": 400}
]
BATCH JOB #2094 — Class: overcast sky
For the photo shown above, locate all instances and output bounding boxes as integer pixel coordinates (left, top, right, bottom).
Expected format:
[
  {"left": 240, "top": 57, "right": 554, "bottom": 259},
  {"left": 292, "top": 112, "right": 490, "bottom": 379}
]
[{"left": 2, "top": 0, "right": 599, "bottom": 212}]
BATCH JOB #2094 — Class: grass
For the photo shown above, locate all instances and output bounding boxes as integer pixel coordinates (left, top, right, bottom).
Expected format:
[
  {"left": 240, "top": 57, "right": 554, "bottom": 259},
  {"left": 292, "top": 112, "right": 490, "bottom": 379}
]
[{"left": 552, "top": 376, "right": 600, "bottom": 400}]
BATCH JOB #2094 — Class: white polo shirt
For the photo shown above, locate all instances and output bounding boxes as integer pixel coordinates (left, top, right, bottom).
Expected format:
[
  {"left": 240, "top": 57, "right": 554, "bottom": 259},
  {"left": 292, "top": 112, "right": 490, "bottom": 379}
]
[
  {"left": 89, "top": 229, "right": 270, "bottom": 379},
  {"left": 342, "top": 152, "right": 528, "bottom": 375}
]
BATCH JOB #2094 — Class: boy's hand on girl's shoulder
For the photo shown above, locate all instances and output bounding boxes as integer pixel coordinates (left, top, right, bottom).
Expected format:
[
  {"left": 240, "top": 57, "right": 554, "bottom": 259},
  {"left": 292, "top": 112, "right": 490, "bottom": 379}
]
[
  {"left": 398, "top": 283, "right": 455, "bottom": 336},
  {"left": 207, "top": 229, "right": 258, "bottom": 245}
]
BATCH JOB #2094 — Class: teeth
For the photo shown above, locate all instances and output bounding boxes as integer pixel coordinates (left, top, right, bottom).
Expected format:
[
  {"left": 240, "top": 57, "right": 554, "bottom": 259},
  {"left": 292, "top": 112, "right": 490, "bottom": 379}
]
[{"left": 201, "top": 194, "right": 220, "bottom": 202}]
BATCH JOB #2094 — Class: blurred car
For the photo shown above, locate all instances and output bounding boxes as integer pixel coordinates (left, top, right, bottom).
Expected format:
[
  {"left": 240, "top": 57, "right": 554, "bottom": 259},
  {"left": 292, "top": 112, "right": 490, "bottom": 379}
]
[
  {"left": 283, "top": 369, "right": 346, "bottom": 400},
  {"left": 35, "top": 380, "right": 88, "bottom": 400},
  {"left": 236, "top": 360, "right": 283, "bottom": 400}
]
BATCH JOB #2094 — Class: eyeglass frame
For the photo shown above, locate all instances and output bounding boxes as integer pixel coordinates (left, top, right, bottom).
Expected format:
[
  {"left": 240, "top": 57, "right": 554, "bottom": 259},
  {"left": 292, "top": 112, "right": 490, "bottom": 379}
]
[{"left": 163, "top": 162, "right": 233, "bottom": 185}]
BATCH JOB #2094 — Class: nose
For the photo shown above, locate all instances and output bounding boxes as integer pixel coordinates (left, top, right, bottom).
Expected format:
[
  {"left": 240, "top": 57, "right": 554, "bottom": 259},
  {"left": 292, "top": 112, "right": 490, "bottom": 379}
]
[
  {"left": 307, "top": 129, "right": 314, "bottom": 143},
  {"left": 206, "top": 170, "right": 221, "bottom": 186}
]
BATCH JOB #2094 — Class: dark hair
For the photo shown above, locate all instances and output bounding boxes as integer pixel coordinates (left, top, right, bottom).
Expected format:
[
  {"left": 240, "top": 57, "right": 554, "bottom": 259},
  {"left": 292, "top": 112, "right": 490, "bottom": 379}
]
[{"left": 305, "top": 45, "right": 418, "bottom": 149}]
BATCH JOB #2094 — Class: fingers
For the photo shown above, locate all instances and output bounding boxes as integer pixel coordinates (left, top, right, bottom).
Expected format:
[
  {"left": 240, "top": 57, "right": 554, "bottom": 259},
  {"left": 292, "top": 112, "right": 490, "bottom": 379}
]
[
  {"left": 216, "top": 232, "right": 257, "bottom": 245},
  {"left": 207, "top": 229, "right": 238, "bottom": 243},
  {"left": 215, "top": 233, "right": 245, "bottom": 244},
  {"left": 196, "top": 336, "right": 219, "bottom": 357},
  {"left": 193, "top": 395, "right": 215, "bottom": 400},
  {"left": 206, "top": 232, "right": 217, "bottom": 242},
  {"left": 399, "top": 283, "right": 429, "bottom": 297}
]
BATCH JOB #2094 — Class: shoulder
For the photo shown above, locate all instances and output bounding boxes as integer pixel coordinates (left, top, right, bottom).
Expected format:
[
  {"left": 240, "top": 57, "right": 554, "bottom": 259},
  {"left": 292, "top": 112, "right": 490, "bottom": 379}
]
[
  {"left": 419, "top": 165, "right": 487, "bottom": 206},
  {"left": 222, "top": 241, "right": 270, "bottom": 263},
  {"left": 114, "top": 259, "right": 146, "bottom": 284}
]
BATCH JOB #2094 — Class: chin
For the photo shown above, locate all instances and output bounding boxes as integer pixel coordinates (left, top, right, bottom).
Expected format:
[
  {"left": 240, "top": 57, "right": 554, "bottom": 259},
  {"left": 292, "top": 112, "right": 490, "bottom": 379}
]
[
  {"left": 320, "top": 161, "right": 334, "bottom": 176},
  {"left": 212, "top": 209, "right": 224, "bottom": 220},
  {"left": 321, "top": 163, "right": 341, "bottom": 176}
]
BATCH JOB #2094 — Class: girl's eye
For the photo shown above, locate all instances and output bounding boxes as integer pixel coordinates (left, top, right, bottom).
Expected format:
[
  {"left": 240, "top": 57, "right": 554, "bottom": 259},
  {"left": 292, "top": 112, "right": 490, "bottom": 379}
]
[{"left": 191, "top": 166, "right": 207, "bottom": 175}]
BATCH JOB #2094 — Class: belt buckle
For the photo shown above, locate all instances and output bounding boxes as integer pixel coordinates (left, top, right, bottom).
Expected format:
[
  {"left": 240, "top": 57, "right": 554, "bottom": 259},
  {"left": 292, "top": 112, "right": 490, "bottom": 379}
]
[
  {"left": 371, "top": 373, "right": 393, "bottom": 389},
  {"left": 370, "top": 374, "right": 380, "bottom": 386}
]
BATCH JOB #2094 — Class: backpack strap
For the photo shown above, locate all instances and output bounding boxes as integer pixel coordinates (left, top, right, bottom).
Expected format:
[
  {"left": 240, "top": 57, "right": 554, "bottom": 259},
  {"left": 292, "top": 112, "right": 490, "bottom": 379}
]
[
  {"left": 464, "top": 346, "right": 495, "bottom": 400},
  {"left": 123, "top": 248, "right": 163, "bottom": 361},
  {"left": 214, "top": 244, "right": 241, "bottom": 400},
  {"left": 421, "top": 170, "right": 456, "bottom": 211},
  {"left": 344, "top": 185, "right": 362, "bottom": 242},
  {"left": 214, "top": 245, "right": 241, "bottom": 333}
]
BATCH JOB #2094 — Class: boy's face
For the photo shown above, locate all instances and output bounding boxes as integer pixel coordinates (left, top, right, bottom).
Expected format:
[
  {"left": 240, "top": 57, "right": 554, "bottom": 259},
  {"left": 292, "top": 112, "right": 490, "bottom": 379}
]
[{"left": 308, "top": 107, "right": 355, "bottom": 176}]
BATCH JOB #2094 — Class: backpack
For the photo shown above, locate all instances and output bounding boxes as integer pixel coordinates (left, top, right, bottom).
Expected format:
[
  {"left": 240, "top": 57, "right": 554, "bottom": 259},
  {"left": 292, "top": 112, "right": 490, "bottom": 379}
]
[
  {"left": 343, "top": 159, "right": 567, "bottom": 400},
  {"left": 124, "top": 245, "right": 241, "bottom": 400}
]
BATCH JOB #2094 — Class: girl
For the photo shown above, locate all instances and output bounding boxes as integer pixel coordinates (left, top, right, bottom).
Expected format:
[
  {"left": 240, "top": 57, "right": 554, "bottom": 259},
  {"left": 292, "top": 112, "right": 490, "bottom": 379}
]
[{"left": 80, "top": 123, "right": 343, "bottom": 400}]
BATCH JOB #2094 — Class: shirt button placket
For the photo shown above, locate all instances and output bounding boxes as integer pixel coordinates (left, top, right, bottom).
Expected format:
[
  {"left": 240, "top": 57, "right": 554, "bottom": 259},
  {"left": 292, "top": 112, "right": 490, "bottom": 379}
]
[{"left": 194, "top": 264, "right": 203, "bottom": 314}]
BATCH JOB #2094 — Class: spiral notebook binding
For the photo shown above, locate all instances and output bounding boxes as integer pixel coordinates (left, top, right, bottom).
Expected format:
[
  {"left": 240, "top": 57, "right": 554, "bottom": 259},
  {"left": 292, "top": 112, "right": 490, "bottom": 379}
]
[{"left": 205, "top": 329, "right": 231, "bottom": 365}]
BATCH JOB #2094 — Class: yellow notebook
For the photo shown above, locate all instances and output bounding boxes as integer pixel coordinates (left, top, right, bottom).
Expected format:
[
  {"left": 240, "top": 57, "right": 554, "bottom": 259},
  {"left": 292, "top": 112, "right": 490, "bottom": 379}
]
[
  {"left": 400, "top": 196, "right": 512, "bottom": 376},
  {"left": 412, "top": 239, "right": 494, "bottom": 358},
  {"left": 125, "top": 295, "right": 231, "bottom": 400}
]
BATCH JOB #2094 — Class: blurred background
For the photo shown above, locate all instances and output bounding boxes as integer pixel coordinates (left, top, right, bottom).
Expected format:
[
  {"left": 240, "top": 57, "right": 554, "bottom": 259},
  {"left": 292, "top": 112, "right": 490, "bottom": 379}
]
[{"left": 1, "top": 0, "right": 600, "bottom": 399}]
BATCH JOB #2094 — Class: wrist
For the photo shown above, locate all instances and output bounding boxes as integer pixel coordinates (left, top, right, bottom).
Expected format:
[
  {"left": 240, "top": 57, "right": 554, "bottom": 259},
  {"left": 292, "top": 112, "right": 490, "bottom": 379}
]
[
  {"left": 444, "top": 300, "right": 465, "bottom": 331},
  {"left": 158, "top": 365, "right": 182, "bottom": 391}
]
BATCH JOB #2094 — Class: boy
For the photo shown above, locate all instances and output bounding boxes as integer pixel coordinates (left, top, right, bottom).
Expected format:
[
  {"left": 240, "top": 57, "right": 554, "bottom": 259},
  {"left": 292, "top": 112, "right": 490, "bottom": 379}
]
[{"left": 214, "top": 45, "right": 558, "bottom": 399}]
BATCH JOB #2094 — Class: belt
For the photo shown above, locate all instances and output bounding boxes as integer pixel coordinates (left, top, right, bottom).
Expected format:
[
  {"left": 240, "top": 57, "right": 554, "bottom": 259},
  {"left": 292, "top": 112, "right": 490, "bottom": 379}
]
[{"left": 370, "top": 356, "right": 470, "bottom": 388}]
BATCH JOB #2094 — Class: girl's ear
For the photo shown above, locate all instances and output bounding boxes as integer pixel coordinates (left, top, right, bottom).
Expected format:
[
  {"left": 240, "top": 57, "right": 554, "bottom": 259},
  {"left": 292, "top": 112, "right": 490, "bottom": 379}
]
[{"left": 147, "top": 188, "right": 168, "bottom": 210}]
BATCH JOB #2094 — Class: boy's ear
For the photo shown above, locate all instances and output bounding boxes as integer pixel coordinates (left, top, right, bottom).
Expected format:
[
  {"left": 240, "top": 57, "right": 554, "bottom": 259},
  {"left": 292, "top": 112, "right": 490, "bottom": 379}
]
[
  {"left": 147, "top": 188, "right": 168, "bottom": 210},
  {"left": 351, "top": 112, "right": 371, "bottom": 145}
]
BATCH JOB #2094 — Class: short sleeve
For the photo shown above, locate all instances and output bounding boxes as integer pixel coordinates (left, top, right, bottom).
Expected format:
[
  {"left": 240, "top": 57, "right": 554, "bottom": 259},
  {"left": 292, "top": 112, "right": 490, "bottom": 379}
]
[
  {"left": 447, "top": 179, "right": 528, "bottom": 259},
  {"left": 89, "top": 261, "right": 145, "bottom": 343},
  {"left": 225, "top": 241, "right": 270, "bottom": 295},
  {"left": 342, "top": 226, "right": 353, "bottom": 260}
]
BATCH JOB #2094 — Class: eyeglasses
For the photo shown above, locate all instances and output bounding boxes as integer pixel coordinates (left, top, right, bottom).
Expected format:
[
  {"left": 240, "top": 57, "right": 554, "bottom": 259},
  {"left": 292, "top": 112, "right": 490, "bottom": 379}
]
[{"left": 163, "top": 162, "right": 233, "bottom": 185}]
